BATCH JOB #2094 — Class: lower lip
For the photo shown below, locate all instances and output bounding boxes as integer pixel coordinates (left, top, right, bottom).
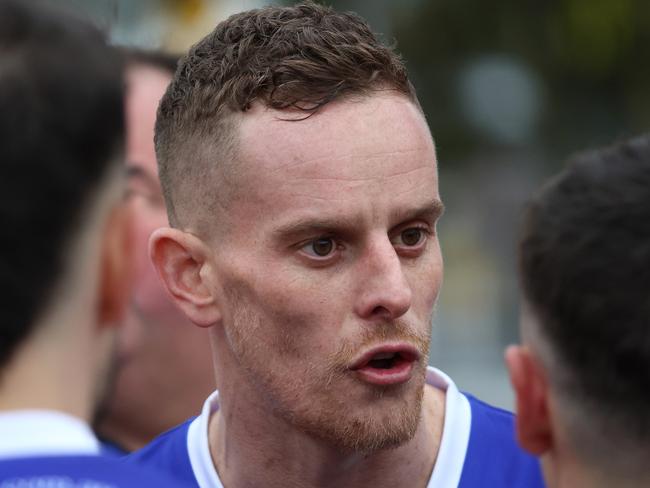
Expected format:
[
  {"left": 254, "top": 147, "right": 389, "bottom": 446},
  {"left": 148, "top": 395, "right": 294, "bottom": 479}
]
[{"left": 352, "top": 359, "right": 415, "bottom": 386}]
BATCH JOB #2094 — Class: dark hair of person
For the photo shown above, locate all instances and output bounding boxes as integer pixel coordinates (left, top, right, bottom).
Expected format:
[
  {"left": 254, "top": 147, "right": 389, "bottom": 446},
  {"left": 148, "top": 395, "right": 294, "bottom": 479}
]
[
  {"left": 519, "top": 135, "right": 650, "bottom": 455},
  {"left": 154, "top": 1, "right": 418, "bottom": 228},
  {"left": 0, "top": 0, "right": 125, "bottom": 370}
]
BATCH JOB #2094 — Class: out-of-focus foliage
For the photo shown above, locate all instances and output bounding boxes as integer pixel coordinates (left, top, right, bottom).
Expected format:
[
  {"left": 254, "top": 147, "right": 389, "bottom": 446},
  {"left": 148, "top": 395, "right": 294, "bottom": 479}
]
[{"left": 310, "top": 0, "right": 650, "bottom": 167}]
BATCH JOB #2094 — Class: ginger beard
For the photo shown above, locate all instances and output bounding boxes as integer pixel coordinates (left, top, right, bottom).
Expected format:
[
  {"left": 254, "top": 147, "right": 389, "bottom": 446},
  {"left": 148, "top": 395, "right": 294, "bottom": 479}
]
[{"left": 223, "top": 284, "right": 433, "bottom": 453}]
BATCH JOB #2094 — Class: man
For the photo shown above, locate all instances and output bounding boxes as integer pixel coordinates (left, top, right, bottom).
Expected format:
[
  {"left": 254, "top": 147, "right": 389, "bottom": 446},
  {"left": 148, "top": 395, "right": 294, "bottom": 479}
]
[
  {"left": 95, "top": 49, "right": 216, "bottom": 453},
  {"left": 129, "top": 3, "right": 543, "bottom": 487},
  {"left": 507, "top": 135, "right": 650, "bottom": 487},
  {"left": 0, "top": 1, "right": 187, "bottom": 485}
]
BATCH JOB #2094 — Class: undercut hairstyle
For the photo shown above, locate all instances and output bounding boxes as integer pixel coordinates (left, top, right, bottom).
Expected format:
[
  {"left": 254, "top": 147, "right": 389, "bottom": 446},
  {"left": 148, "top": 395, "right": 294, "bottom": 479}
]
[
  {"left": 519, "top": 135, "right": 650, "bottom": 470},
  {"left": 154, "top": 1, "right": 418, "bottom": 230},
  {"left": 0, "top": 1, "right": 124, "bottom": 370}
]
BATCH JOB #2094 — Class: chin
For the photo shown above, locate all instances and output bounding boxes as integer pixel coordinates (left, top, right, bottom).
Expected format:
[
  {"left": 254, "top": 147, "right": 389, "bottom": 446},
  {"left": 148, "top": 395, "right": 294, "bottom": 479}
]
[{"left": 290, "top": 380, "right": 425, "bottom": 453}]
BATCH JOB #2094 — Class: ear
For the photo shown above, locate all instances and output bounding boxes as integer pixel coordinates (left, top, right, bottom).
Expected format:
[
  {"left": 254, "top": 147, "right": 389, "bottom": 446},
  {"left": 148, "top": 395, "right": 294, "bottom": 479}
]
[
  {"left": 149, "top": 227, "right": 220, "bottom": 328},
  {"left": 505, "top": 345, "right": 553, "bottom": 456},
  {"left": 99, "top": 202, "right": 133, "bottom": 326}
]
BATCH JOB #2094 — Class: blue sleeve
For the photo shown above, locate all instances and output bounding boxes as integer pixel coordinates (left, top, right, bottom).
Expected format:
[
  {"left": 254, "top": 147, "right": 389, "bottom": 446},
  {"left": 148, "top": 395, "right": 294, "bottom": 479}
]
[{"left": 458, "top": 394, "right": 546, "bottom": 488}]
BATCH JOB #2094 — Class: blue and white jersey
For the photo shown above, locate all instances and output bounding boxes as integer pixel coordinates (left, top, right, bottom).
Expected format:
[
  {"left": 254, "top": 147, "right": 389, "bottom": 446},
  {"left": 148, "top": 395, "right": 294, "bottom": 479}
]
[
  {"left": 129, "top": 368, "right": 545, "bottom": 487},
  {"left": 0, "top": 410, "right": 189, "bottom": 487}
]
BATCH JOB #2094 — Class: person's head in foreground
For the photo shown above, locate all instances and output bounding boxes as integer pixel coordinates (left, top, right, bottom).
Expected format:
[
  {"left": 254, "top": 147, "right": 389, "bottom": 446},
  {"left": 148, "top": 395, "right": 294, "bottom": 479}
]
[
  {"left": 508, "top": 135, "right": 650, "bottom": 488},
  {"left": 0, "top": 0, "right": 128, "bottom": 419},
  {"left": 135, "top": 2, "right": 543, "bottom": 487},
  {"left": 94, "top": 49, "right": 215, "bottom": 453},
  {"left": 0, "top": 2, "right": 188, "bottom": 485}
]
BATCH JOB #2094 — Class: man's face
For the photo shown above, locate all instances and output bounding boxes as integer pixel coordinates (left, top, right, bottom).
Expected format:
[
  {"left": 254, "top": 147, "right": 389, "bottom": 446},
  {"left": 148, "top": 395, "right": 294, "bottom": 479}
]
[
  {"left": 125, "top": 65, "right": 172, "bottom": 315},
  {"left": 97, "top": 64, "right": 215, "bottom": 447},
  {"left": 208, "top": 93, "right": 443, "bottom": 452}
]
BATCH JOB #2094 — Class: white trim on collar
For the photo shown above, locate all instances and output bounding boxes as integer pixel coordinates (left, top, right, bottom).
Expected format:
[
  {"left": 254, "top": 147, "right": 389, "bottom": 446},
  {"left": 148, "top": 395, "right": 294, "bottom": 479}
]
[
  {"left": 426, "top": 367, "right": 472, "bottom": 487},
  {"left": 0, "top": 410, "right": 100, "bottom": 459},
  {"left": 186, "top": 367, "right": 471, "bottom": 488},
  {"left": 187, "top": 390, "right": 223, "bottom": 488}
]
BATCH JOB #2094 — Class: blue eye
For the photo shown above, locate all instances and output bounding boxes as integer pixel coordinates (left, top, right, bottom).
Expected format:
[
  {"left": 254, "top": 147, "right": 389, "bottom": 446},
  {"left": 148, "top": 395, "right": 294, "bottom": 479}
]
[{"left": 303, "top": 237, "right": 336, "bottom": 257}]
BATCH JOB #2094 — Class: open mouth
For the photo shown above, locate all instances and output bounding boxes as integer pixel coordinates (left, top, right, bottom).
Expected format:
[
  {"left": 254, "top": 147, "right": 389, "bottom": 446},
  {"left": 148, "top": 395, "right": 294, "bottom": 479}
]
[
  {"left": 366, "top": 351, "right": 413, "bottom": 370},
  {"left": 350, "top": 345, "right": 420, "bottom": 386}
]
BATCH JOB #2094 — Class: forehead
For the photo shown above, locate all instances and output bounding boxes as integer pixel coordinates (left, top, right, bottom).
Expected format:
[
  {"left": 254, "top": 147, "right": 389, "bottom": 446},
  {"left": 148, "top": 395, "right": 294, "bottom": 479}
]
[
  {"left": 125, "top": 64, "right": 171, "bottom": 177},
  {"left": 217, "top": 94, "right": 439, "bottom": 234},
  {"left": 237, "top": 93, "right": 435, "bottom": 179}
]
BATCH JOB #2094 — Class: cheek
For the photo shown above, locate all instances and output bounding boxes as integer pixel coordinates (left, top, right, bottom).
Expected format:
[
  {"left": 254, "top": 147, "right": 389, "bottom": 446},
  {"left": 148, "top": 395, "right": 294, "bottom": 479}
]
[
  {"left": 131, "top": 203, "right": 166, "bottom": 267},
  {"left": 131, "top": 203, "right": 175, "bottom": 312},
  {"left": 411, "top": 245, "right": 444, "bottom": 315},
  {"left": 223, "top": 266, "right": 343, "bottom": 361}
]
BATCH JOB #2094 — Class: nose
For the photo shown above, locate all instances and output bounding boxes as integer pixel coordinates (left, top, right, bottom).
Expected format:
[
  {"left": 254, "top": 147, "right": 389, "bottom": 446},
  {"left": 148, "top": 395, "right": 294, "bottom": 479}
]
[{"left": 354, "top": 236, "right": 412, "bottom": 321}]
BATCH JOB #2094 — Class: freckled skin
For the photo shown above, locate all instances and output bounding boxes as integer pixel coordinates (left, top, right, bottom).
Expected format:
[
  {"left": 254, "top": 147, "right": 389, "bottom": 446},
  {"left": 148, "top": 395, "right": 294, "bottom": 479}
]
[{"left": 204, "top": 93, "right": 446, "bottom": 487}]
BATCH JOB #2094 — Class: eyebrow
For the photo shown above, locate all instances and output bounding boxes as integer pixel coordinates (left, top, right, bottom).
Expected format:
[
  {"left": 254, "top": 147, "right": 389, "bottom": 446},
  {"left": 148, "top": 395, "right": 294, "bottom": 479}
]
[
  {"left": 272, "top": 217, "right": 357, "bottom": 243},
  {"left": 126, "top": 163, "right": 159, "bottom": 189},
  {"left": 272, "top": 199, "right": 445, "bottom": 242},
  {"left": 390, "top": 199, "right": 445, "bottom": 226}
]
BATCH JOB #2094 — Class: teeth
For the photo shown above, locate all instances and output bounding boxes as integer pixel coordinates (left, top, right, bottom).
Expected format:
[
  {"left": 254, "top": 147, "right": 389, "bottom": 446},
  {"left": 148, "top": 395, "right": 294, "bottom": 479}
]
[{"left": 372, "top": 352, "right": 396, "bottom": 360}]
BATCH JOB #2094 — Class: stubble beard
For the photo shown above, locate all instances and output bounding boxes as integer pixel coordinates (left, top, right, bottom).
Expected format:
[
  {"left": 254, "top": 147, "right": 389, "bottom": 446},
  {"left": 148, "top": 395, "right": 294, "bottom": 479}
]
[
  {"left": 225, "top": 297, "right": 432, "bottom": 454},
  {"left": 294, "top": 322, "right": 430, "bottom": 453},
  {"left": 291, "top": 366, "right": 427, "bottom": 453},
  {"left": 91, "top": 333, "right": 122, "bottom": 429}
]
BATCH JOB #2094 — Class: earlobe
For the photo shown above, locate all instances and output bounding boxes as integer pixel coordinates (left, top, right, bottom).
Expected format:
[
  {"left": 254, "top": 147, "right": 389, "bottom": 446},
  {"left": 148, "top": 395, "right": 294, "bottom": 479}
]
[
  {"left": 505, "top": 345, "right": 553, "bottom": 456},
  {"left": 149, "top": 227, "right": 221, "bottom": 328}
]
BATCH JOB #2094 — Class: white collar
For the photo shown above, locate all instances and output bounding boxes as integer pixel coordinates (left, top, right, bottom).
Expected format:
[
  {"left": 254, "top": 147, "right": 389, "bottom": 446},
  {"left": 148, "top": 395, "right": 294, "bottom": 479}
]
[
  {"left": 0, "top": 410, "right": 100, "bottom": 459},
  {"left": 186, "top": 366, "right": 471, "bottom": 488},
  {"left": 425, "top": 367, "right": 472, "bottom": 488}
]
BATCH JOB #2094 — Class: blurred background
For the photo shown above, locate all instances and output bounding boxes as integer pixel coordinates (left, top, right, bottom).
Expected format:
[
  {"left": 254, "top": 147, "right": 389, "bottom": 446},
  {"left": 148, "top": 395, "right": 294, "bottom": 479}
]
[{"left": 53, "top": 0, "right": 650, "bottom": 409}]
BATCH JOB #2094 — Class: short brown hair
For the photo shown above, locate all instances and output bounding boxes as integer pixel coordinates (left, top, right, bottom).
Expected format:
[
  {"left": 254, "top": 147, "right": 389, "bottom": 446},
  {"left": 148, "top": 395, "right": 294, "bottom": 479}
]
[{"left": 155, "top": 1, "right": 418, "bottom": 229}]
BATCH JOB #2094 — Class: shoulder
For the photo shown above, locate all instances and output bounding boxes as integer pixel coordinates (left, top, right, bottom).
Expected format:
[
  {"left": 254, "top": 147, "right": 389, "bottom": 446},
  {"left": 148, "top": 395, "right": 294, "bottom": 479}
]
[
  {"left": 0, "top": 454, "right": 190, "bottom": 487},
  {"left": 126, "top": 418, "right": 197, "bottom": 486},
  {"left": 466, "top": 393, "right": 520, "bottom": 436},
  {"left": 99, "top": 439, "right": 129, "bottom": 457},
  {"left": 458, "top": 393, "right": 545, "bottom": 488}
]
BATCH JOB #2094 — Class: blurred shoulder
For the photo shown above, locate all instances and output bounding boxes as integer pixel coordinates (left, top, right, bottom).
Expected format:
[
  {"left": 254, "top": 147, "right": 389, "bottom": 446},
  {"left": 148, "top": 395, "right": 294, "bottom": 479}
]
[
  {"left": 0, "top": 453, "right": 191, "bottom": 487},
  {"left": 458, "top": 393, "right": 545, "bottom": 488}
]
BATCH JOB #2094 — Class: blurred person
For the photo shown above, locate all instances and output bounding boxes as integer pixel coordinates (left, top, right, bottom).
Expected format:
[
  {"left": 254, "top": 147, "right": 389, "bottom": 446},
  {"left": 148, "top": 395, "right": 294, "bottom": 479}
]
[
  {"left": 0, "top": 1, "right": 189, "bottom": 486},
  {"left": 94, "top": 49, "right": 215, "bottom": 454},
  {"left": 507, "top": 135, "right": 650, "bottom": 487},
  {"left": 127, "top": 3, "right": 544, "bottom": 487}
]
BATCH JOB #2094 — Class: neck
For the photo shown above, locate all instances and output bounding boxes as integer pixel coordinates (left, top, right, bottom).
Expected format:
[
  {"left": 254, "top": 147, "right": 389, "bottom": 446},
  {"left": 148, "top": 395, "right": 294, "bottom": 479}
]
[
  {"left": 210, "top": 373, "right": 445, "bottom": 488},
  {"left": 0, "top": 318, "right": 99, "bottom": 422},
  {"left": 545, "top": 450, "right": 650, "bottom": 488}
]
